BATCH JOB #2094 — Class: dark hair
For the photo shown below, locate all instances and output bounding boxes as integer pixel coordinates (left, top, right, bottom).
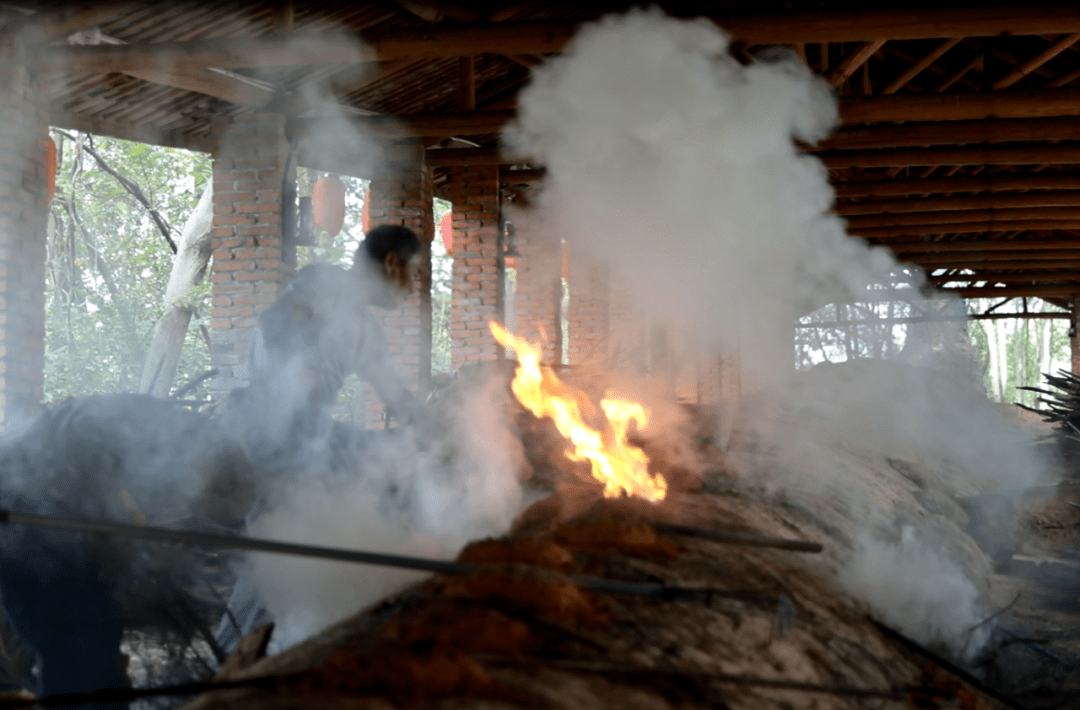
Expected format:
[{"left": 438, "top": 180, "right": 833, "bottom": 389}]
[{"left": 358, "top": 224, "right": 421, "bottom": 265}]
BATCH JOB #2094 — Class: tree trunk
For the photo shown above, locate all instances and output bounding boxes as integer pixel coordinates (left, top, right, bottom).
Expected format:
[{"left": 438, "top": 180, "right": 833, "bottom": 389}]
[
  {"left": 140, "top": 185, "right": 213, "bottom": 397},
  {"left": 985, "top": 316, "right": 1002, "bottom": 401}
]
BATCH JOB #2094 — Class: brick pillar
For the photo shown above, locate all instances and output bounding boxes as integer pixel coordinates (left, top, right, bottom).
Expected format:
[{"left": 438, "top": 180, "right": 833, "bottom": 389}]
[
  {"left": 510, "top": 209, "right": 561, "bottom": 363},
  {"left": 565, "top": 244, "right": 610, "bottom": 367},
  {"left": 0, "top": 35, "right": 48, "bottom": 423},
  {"left": 366, "top": 141, "right": 433, "bottom": 427},
  {"left": 444, "top": 165, "right": 501, "bottom": 369},
  {"left": 208, "top": 113, "right": 292, "bottom": 395}
]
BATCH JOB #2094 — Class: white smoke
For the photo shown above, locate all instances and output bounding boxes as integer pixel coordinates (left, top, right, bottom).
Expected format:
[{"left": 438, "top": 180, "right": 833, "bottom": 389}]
[
  {"left": 245, "top": 372, "right": 525, "bottom": 648},
  {"left": 505, "top": 8, "right": 901, "bottom": 383},
  {"left": 505, "top": 8, "right": 1050, "bottom": 660}
]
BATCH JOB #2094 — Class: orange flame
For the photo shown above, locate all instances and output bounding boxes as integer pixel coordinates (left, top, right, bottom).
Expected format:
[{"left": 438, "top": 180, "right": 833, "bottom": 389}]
[{"left": 490, "top": 321, "right": 667, "bottom": 502}]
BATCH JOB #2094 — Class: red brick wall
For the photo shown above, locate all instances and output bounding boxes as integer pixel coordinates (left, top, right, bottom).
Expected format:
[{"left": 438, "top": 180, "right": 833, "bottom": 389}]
[
  {"left": 208, "top": 113, "right": 292, "bottom": 394},
  {"left": 0, "top": 35, "right": 49, "bottom": 422},
  {"left": 509, "top": 209, "right": 561, "bottom": 363},
  {"left": 565, "top": 245, "right": 610, "bottom": 367},
  {"left": 365, "top": 141, "right": 433, "bottom": 427},
  {"left": 443, "top": 165, "right": 501, "bottom": 368}
]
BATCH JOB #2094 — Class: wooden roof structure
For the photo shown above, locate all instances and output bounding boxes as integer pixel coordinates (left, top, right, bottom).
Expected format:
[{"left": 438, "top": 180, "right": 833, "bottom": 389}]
[{"left": 19, "top": 0, "right": 1080, "bottom": 305}]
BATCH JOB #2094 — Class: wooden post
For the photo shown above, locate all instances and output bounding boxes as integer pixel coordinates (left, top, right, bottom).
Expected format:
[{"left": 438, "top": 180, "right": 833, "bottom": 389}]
[{"left": 1071, "top": 296, "right": 1080, "bottom": 376}]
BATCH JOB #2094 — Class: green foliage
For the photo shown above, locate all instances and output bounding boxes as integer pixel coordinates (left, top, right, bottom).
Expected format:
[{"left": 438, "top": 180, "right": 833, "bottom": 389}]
[{"left": 44, "top": 132, "right": 211, "bottom": 402}]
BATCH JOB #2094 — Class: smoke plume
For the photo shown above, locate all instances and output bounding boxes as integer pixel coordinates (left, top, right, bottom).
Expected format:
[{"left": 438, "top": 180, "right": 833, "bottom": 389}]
[{"left": 505, "top": 8, "right": 1051, "bottom": 660}]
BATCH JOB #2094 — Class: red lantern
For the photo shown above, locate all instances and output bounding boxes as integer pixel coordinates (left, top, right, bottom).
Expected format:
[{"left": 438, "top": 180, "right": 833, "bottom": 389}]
[
  {"left": 440, "top": 211, "right": 453, "bottom": 254},
  {"left": 361, "top": 189, "right": 370, "bottom": 232},
  {"left": 312, "top": 175, "right": 346, "bottom": 237},
  {"left": 45, "top": 137, "right": 57, "bottom": 203}
]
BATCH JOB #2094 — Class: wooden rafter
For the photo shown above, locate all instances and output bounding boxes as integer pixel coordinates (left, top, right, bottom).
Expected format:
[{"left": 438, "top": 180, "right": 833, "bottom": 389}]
[
  {"left": 906, "top": 257, "right": 1080, "bottom": 269},
  {"left": 289, "top": 111, "right": 515, "bottom": 139},
  {"left": 836, "top": 191, "right": 1080, "bottom": 216},
  {"left": 884, "top": 237, "right": 1080, "bottom": 252},
  {"left": 881, "top": 38, "right": 961, "bottom": 94},
  {"left": 31, "top": 3, "right": 137, "bottom": 39},
  {"left": 819, "top": 116, "right": 1080, "bottom": 150},
  {"left": 826, "top": 39, "right": 886, "bottom": 88},
  {"left": 820, "top": 144, "right": 1080, "bottom": 169},
  {"left": 34, "top": 5, "right": 1080, "bottom": 74},
  {"left": 848, "top": 207, "right": 1080, "bottom": 229},
  {"left": 933, "top": 52, "right": 984, "bottom": 92},
  {"left": 992, "top": 32, "right": 1080, "bottom": 89},
  {"left": 834, "top": 174, "right": 1080, "bottom": 197},
  {"left": 840, "top": 87, "right": 1080, "bottom": 123},
  {"left": 857, "top": 219, "right": 1080, "bottom": 237}
]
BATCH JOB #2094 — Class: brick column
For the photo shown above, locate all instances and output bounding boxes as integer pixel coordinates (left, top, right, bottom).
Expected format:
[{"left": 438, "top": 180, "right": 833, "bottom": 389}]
[
  {"left": 366, "top": 141, "right": 433, "bottom": 427},
  {"left": 0, "top": 35, "right": 49, "bottom": 423},
  {"left": 208, "top": 113, "right": 292, "bottom": 395},
  {"left": 565, "top": 245, "right": 610, "bottom": 367},
  {"left": 444, "top": 165, "right": 501, "bottom": 369},
  {"left": 510, "top": 209, "right": 561, "bottom": 363}
]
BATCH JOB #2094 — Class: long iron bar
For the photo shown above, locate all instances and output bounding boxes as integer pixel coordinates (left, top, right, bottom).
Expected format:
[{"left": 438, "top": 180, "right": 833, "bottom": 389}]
[
  {"left": 652, "top": 522, "right": 823, "bottom": 553},
  {"left": 0, "top": 507, "right": 473, "bottom": 574},
  {"left": 0, "top": 508, "right": 771, "bottom": 603}
]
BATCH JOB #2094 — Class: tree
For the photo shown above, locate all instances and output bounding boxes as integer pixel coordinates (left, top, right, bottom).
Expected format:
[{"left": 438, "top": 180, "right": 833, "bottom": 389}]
[{"left": 45, "top": 132, "right": 211, "bottom": 402}]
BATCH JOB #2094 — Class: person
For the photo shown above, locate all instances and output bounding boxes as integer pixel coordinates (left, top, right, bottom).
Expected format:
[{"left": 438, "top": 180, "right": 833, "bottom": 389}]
[{"left": 214, "top": 224, "right": 434, "bottom": 652}]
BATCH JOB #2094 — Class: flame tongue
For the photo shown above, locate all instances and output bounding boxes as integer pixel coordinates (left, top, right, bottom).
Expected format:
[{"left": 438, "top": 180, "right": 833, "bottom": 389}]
[{"left": 490, "top": 321, "right": 667, "bottom": 502}]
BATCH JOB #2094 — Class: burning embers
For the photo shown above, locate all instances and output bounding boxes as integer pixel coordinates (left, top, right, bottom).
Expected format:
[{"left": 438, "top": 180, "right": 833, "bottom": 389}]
[{"left": 489, "top": 321, "right": 667, "bottom": 502}]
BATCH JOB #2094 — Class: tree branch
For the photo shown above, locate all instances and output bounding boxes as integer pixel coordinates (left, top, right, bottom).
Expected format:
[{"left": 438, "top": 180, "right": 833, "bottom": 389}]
[{"left": 70, "top": 132, "right": 177, "bottom": 254}]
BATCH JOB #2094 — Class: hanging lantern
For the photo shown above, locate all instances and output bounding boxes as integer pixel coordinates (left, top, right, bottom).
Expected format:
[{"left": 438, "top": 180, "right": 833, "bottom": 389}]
[
  {"left": 312, "top": 175, "right": 346, "bottom": 237},
  {"left": 440, "top": 211, "right": 453, "bottom": 254},
  {"left": 45, "top": 136, "right": 57, "bottom": 203}
]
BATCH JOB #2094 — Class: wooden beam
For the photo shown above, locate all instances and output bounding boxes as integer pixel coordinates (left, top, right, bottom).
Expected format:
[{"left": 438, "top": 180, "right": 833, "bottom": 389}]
[
  {"left": 834, "top": 174, "right": 1080, "bottom": 198},
  {"left": 274, "top": 1, "right": 294, "bottom": 32},
  {"left": 289, "top": 111, "right": 515, "bottom": 140},
  {"left": 35, "top": 5, "right": 1080, "bottom": 74},
  {"left": 848, "top": 207, "right": 1080, "bottom": 229},
  {"left": 881, "top": 38, "right": 961, "bottom": 94},
  {"left": 827, "top": 39, "right": 886, "bottom": 88},
  {"left": 718, "top": 4, "right": 1080, "bottom": 44},
  {"left": 49, "top": 107, "right": 215, "bottom": 153},
  {"left": 821, "top": 144, "right": 1080, "bottom": 169},
  {"left": 1048, "top": 65, "right": 1080, "bottom": 88},
  {"left": 836, "top": 191, "right": 1080, "bottom": 216},
  {"left": 122, "top": 67, "right": 273, "bottom": 107},
  {"left": 882, "top": 237, "right": 1080, "bottom": 252},
  {"left": 857, "top": 219, "right": 1080, "bottom": 237},
  {"left": 937, "top": 284, "right": 1080, "bottom": 298},
  {"left": 840, "top": 87, "right": 1080, "bottom": 124},
  {"left": 818, "top": 117, "right": 1080, "bottom": 151},
  {"left": 425, "top": 146, "right": 524, "bottom": 167},
  {"left": 907, "top": 257, "right": 1080, "bottom": 270},
  {"left": 928, "top": 271, "right": 1080, "bottom": 283},
  {"left": 900, "top": 248, "right": 1080, "bottom": 262},
  {"left": 992, "top": 32, "right": 1080, "bottom": 89}
]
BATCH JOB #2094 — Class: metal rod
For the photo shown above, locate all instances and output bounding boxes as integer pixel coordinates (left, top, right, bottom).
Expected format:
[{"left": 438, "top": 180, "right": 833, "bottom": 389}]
[
  {"left": 652, "top": 523, "right": 823, "bottom": 553},
  {"left": 0, "top": 508, "right": 761, "bottom": 604},
  {"left": 0, "top": 508, "right": 474, "bottom": 575}
]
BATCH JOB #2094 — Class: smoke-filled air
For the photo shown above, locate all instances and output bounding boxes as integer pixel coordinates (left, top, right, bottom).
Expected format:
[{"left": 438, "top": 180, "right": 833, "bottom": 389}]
[{"left": 506, "top": 8, "right": 1052, "bottom": 659}]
